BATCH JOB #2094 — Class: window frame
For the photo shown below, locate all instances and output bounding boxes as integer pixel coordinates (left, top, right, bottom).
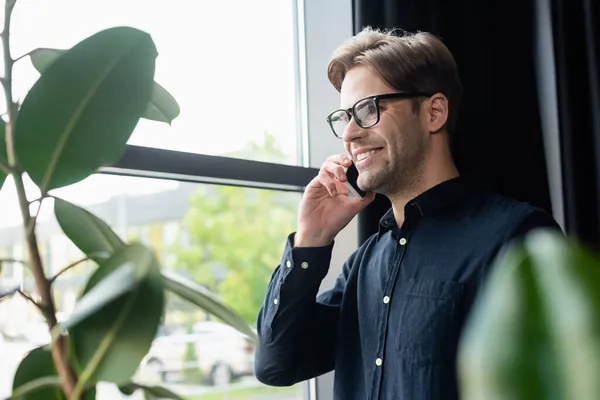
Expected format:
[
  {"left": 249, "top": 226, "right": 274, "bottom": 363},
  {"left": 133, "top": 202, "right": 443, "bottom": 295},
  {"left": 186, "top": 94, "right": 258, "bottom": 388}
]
[{"left": 96, "top": 1, "right": 354, "bottom": 399}]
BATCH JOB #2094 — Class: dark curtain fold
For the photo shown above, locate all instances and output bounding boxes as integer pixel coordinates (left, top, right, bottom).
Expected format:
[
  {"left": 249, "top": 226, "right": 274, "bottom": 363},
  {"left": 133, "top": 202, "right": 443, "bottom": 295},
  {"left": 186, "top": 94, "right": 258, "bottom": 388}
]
[
  {"left": 542, "top": 0, "right": 600, "bottom": 246},
  {"left": 353, "top": 0, "right": 599, "bottom": 245}
]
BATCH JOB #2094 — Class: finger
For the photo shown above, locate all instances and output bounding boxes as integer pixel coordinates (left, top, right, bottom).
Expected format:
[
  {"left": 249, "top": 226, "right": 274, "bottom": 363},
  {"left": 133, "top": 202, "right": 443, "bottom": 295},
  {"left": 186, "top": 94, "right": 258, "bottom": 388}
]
[
  {"left": 323, "top": 161, "right": 348, "bottom": 182},
  {"left": 316, "top": 170, "right": 338, "bottom": 197},
  {"left": 326, "top": 154, "right": 353, "bottom": 167},
  {"left": 334, "top": 180, "right": 349, "bottom": 195}
]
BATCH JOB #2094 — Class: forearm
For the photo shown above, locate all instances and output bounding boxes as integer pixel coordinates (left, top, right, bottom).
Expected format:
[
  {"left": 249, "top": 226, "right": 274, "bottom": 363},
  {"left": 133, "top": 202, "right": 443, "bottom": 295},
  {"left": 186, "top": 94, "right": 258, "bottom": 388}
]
[{"left": 255, "top": 233, "right": 338, "bottom": 385}]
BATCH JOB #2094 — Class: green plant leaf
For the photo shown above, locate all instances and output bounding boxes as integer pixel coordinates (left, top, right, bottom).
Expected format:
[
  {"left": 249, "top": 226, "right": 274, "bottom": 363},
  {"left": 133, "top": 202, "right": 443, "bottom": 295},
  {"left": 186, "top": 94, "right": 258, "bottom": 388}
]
[
  {"left": 53, "top": 197, "right": 253, "bottom": 341},
  {"left": 65, "top": 243, "right": 164, "bottom": 386},
  {"left": 141, "top": 81, "right": 180, "bottom": 124},
  {"left": 61, "top": 263, "right": 139, "bottom": 329},
  {"left": 53, "top": 197, "right": 254, "bottom": 339},
  {"left": 11, "top": 346, "right": 64, "bottom": 400},
  {"left": 458, "top": 242, "right": 559, "bottom": 400},
  {"left": 118, "top": 382, "right": 183, "bottom": 400},
  {"left": 11, "top": 377, "right": 62, "bottom": 400},
  {"left": 162, "top": 270, "right": 257, "bottom": 341},
  {"left": 457, "top": 229, "right": 600, "bottom": 400},
  {"left": 54, "top": 197, "right": 124, "bottom": 263},
  {"left": 29, "top": 47, "right": 180, "bottom": 124},
  {"left": 15, "top": 27, "right": 157, "bottom": 192},
  {"left": 117, "top": 383, "right": 135, "bottom": 395},
  {"left": 28, "top": 47, "right": 60, "bottom": 72},
  {"left": 525, "top": 231, "right": 600, "bottom": 400}
]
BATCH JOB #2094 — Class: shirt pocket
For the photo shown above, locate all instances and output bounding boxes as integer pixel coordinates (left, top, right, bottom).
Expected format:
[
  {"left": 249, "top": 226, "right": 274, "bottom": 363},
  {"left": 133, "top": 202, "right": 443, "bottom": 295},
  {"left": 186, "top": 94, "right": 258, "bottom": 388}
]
[{"left": 396, "top": 278, "right": 464, "bottom": 367}]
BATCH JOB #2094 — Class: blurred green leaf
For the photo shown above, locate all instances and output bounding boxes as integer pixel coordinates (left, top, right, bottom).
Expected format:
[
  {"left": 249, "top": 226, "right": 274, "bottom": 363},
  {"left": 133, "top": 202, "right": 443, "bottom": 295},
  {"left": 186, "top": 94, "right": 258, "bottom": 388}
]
[
  {"left": 61, "top": 263, "right": 138, "bottom": 330},
  {"left": 29, "top": 47, "right": 180, "bottom": 124},
  {"left": 118, "top": 382, "right": 183, "bottom": 400},
  {"left": 54, "top": 197, "right": 124, "bottom": 263},
  {"left": 458, "top": 229, "right": 600, "bottom": 400},
  {"left": 141, "top": 81, "right": 180, "bottom": 124},
  {"left": 15, "top": 27, "right": 157, "bottom": 192},
  {"left": 65, "top": 243, "right": 164, "bottom": 385},
  {"left": 525, "top": 231, "right": 600, "bottom": 399},
  {"left": 54, "top": 195, "right": 255, "bottom": 340},
  {"left": 11, "top": 346, "right": 64, "bottom": 400},
  {"left": 11, "top": 378, "right": 62, "bottom": 400},
  {"left": 162, "top": 269, "right": 257, "bottom": 341},
  {"left": 458, "top": 242, "right": 558, "bottom": 400},
  {"left": 27, "top": 47, "right": 60, "bottom": 72},
  {"left": 117, "top": 383, "right": 135, "bottom": 395}
]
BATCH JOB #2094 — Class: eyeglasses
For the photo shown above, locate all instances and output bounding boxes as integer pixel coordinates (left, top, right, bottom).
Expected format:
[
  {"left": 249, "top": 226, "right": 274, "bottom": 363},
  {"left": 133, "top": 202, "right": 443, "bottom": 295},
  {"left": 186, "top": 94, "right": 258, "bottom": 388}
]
[{"left": 326, "top": 92, "right": 431, "bottom": 139}]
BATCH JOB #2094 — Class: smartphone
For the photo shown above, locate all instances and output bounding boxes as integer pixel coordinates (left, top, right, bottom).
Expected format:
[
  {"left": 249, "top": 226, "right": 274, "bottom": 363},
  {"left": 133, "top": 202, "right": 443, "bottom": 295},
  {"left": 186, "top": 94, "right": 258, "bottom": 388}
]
[{"left": 344, "top": 162, "right": 366, "bottom": 199}]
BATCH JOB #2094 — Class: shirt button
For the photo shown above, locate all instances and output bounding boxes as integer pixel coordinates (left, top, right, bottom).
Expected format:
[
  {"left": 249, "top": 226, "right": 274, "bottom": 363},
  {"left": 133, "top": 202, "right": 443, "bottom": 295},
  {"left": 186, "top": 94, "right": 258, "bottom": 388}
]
[
  {"left": 274, "top": 299, "right": 279, "bottom": 305},
  {"left": 383, "top": 296, "right": 390, "bottom": 304},
  {"left": 301, "top": 261, "right": 309, "bottom": 269},
  {"left": 375, "top": 358, "right": 383, "bottom": 366},
  {"left": 286, "top": 260, "right": 292, "bottom": 268},
  {"left": 399, "top": 237, "right": 407, "bottom": 246}
]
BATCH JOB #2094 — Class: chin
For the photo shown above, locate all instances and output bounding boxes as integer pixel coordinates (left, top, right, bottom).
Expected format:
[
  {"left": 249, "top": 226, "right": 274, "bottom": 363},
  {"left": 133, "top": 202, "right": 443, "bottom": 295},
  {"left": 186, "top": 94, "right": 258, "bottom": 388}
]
[
  {"left": 361, "top": 168, "right": 396, "bottom": 193},
  {"left": 357, "top": 174, "right": 378, "bottom": 193}
]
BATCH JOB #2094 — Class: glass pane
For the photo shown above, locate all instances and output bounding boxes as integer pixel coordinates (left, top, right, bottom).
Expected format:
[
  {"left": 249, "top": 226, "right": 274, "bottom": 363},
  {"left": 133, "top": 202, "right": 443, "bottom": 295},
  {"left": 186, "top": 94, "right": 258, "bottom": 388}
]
[
  {"left": 0, "top": 174, "right": 304, "bottom": 400},
  {"left": 9, "top": 0, "right": 300, "bottom": 165}
]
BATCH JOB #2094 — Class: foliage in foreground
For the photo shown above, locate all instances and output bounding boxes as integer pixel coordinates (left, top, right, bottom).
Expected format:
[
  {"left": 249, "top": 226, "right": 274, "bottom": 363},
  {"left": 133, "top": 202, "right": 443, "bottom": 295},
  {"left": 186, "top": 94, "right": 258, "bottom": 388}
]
[
  {"left": 459, "top": 229, "right": 600, "bottom": 400},
  {"left": 0, "top": 2, "right": 254, "bottom": 399}
]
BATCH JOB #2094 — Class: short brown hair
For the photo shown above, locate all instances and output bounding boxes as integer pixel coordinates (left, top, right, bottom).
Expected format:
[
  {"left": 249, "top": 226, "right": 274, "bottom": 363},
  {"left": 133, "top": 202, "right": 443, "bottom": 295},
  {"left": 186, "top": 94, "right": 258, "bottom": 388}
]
[{"left": 328, "top": 27, "right": 463, "bottom": 133}]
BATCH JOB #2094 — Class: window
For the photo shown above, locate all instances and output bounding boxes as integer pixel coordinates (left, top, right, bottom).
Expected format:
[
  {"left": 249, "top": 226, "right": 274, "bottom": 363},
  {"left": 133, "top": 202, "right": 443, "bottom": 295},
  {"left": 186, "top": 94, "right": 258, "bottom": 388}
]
[
  {"left": 9, "top": 0, "right": 302, "bottom": 165},
  {"left": 0, "top": 1, "right": 356, "bottom": 399},
  {"left": 0, "top": 174, "right": 304, "bottom": 400}
]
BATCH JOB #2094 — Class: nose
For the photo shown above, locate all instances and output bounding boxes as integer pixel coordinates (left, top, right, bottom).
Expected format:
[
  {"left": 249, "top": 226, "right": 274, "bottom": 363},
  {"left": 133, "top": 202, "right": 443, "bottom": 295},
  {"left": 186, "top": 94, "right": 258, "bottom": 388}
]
[{"left": 342, "top": 118, "right": 367, "bottom": 143}]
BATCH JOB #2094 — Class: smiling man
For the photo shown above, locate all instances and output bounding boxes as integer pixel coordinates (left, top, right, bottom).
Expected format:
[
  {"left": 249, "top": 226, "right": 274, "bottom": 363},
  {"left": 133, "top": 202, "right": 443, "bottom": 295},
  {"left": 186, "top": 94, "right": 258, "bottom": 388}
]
[{"left": 254, "top": 27, "right": 560, "bottom": 400}]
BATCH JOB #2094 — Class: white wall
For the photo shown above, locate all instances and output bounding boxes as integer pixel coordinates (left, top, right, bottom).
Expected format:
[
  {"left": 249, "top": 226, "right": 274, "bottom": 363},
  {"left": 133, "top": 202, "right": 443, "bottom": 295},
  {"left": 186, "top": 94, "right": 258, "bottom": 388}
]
[{"left": 302, "top": 0, "right": 354, "bottom": 398}]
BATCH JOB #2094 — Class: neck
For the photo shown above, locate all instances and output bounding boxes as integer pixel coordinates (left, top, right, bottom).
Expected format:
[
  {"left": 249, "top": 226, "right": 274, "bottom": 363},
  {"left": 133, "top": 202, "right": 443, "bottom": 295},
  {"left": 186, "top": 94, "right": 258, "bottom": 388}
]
[{"left": 388, "top": 141, "right": 459, "bottom": 227}]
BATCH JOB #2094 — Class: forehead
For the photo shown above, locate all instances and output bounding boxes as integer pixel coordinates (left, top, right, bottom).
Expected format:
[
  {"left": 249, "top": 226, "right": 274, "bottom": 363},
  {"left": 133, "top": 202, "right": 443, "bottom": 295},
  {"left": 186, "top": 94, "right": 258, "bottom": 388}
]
[{"left": 339, "top": 65, "right": 396, "bottom": 108}]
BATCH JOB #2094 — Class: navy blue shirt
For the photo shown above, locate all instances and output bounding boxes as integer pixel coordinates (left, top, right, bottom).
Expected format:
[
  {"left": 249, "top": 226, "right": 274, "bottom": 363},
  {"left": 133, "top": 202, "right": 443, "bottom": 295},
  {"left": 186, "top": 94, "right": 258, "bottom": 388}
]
[{"left": 254, "top": 177, "right": 561, "bottom": 400}]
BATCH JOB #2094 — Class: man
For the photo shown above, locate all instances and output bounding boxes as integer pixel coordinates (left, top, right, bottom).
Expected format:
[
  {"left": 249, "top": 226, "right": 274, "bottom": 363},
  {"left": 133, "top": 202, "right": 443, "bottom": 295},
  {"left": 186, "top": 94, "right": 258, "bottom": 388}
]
[{"left": 254, "top": 27, "right": 560, "bottom": 400}]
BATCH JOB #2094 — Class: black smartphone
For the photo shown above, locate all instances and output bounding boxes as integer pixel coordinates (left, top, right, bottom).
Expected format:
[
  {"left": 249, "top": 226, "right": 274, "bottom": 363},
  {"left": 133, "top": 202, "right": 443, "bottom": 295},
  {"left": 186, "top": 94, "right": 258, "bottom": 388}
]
[{"left": 345, "top": 162, "right": 366, "bottom": 199}]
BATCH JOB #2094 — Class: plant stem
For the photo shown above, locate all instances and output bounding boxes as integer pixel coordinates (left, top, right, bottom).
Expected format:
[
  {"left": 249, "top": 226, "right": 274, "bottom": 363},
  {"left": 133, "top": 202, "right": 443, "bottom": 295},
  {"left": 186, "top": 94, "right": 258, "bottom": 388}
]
[
  {"left": 49, "top": 256, "right": 91, "bottom": 284},
  {"left": 26, "top": 195, "right": 43, "bottom": 235},
  {"left": 0, "top": 0, "right": 78, "bottom": 398},
  {"left": 0, "top": 160, "right": 11, "bottom": 174},
  {"left": 17, "top": 289, "right": 47, "bottom": 315}
]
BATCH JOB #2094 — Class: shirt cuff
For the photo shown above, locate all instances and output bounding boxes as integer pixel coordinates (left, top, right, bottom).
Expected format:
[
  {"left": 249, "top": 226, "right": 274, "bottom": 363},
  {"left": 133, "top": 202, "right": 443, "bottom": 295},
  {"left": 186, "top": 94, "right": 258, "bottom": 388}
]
[{"left": 278, "top": 232, "right": 335, "bottom": 283}]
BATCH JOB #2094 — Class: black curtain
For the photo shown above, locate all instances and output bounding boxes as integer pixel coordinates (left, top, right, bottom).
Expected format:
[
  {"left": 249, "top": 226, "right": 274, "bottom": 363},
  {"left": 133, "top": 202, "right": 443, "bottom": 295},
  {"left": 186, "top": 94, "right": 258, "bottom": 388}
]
[
  {"left": 544, "top": 0, "right": 600, "bottom": 247},
  {"left": 354, "top": 0, "right": 600, "bottom": 247}
]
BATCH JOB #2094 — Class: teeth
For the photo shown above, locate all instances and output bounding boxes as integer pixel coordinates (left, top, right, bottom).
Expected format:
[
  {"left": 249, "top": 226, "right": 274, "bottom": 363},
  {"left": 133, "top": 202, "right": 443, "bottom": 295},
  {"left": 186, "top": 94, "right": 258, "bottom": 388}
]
[{"left": 357, "top": 149, "right": 378, "bottom": 161}]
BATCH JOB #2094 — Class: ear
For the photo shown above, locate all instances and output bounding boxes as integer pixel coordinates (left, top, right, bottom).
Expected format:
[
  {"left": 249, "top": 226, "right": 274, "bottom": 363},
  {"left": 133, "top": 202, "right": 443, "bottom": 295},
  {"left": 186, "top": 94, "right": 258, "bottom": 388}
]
[{"left": 424, "top": 93, "right": 449, "bottom": 133}]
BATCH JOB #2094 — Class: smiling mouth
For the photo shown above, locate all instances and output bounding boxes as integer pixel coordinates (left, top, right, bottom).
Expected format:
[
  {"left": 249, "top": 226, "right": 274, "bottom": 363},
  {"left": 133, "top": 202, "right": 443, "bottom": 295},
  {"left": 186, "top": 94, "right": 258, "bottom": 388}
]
[{"left": 356, "top": 148, "right": 383, "bottom": 163}]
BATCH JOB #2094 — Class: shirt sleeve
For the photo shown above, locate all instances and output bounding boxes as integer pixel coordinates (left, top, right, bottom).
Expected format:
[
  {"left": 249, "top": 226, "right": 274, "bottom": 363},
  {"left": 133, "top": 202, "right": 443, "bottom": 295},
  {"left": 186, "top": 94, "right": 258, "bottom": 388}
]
[
  {"left": 510, "top": 208, "right": 564, "bottom": 240},
  {"left": 254, "top": 231, "right": 354, "bottom": 386},
  {"left": 475, "top": 208, "right": 564, "bottom": 296}
]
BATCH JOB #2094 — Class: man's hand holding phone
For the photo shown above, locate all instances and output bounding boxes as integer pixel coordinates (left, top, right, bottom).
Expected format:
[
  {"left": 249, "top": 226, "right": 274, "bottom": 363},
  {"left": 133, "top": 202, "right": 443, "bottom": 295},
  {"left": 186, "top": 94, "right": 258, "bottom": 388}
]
[{"left": 295, "top": 154, "right": 376, "bottom": 247}]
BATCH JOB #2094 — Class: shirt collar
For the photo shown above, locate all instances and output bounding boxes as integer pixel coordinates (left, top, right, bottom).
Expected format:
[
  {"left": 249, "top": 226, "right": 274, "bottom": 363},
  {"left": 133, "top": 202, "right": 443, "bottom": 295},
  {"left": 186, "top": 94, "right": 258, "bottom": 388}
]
[{"left": 377, "top": 176, "right": 472, "bottom": 240}]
